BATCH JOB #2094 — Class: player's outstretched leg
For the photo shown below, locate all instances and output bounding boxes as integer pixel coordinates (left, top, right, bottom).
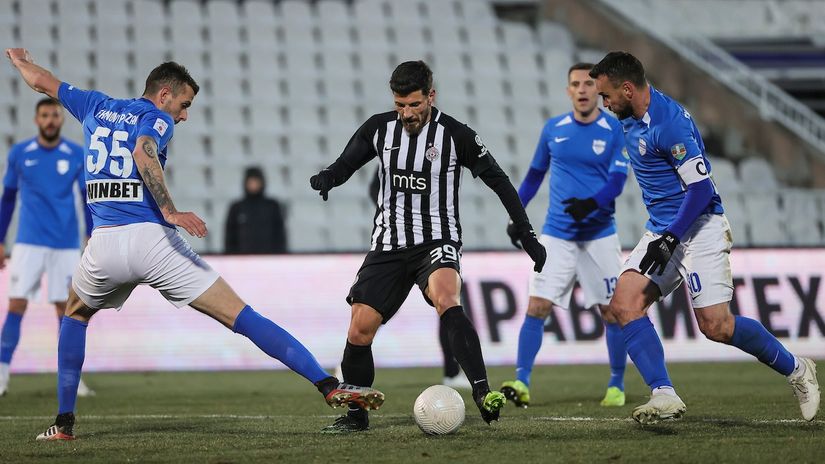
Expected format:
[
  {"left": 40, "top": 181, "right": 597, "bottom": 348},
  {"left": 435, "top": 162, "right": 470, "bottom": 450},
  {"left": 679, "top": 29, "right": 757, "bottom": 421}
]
[
  {"left": 231, "top": 306, "right": 384, "bottom": 412},
  {"left": 697, "top": 308, "right": 820, "bottom": 421},
  {"left": 36, "top": 316, "right": 88, "bottom": 441},
  {"left": 441, "top": 306, "right": 505, "bottom": 423}
]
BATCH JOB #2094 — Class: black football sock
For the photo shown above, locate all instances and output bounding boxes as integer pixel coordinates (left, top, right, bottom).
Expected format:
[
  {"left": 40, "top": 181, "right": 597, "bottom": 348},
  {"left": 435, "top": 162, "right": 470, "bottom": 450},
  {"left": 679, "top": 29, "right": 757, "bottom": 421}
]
[
  {"left": 441, "top": 306, "right": 490, "bottom": 403},
  {"left": 341, "top": 341, "right": 374, "bottom": 421},
  {"left": 439, "top": 317, "right": 461, "bottom": 378}
]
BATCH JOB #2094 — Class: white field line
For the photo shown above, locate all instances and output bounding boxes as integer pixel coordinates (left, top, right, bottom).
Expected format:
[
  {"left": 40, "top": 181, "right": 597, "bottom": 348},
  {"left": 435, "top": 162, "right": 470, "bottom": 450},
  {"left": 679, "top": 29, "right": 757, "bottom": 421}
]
[{"left": 0, "top": 414, "right": 819, "bottom": 425}]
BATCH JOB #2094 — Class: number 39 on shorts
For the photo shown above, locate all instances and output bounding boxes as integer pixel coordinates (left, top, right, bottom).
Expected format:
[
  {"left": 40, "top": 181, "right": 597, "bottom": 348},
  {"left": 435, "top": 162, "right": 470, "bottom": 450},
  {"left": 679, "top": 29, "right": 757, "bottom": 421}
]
[{"left": 430, "top": 244, "right": 459, "bottom": 264}]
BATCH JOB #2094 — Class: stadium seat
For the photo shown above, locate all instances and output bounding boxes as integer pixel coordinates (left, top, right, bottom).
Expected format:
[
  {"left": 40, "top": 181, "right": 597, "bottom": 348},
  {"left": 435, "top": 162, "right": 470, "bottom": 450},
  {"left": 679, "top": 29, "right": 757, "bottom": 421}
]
[
  {"left": 708, "top": 157, "right": 741, "bottom": 196},
  {"left": 781, "top": 189, "right": 824, "bottom": 246},
  {"left": 739, "top": 157, "right": 780, "bottom": 191},
  {"left": 744, "top": 192, "right": 785, "bottom": 246}
]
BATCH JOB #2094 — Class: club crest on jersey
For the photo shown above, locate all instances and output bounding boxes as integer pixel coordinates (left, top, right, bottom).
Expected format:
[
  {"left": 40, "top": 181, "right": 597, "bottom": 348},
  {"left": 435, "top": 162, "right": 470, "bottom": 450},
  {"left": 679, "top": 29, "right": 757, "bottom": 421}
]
[
  {"left": 592, "top": 139, "right": 606, "bottom": 155},
  {"left": 57, "top": 159, "right": 70, "bottom": 175},
  {"left": 671, "top": 143, "right": 687, "bottom": 160},
  {"left": 638, "top": 139, "right": 647, "bottom": 156},
  {"left": 425, "top": 144, "right": 440, "bottom": 162}
]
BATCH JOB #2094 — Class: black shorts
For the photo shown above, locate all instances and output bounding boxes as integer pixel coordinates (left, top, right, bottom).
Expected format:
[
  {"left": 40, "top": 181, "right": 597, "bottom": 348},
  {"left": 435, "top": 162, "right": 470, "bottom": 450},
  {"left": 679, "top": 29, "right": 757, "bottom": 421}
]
[{"left": 346, "top": 240, "right": 462, "bottom": 323}]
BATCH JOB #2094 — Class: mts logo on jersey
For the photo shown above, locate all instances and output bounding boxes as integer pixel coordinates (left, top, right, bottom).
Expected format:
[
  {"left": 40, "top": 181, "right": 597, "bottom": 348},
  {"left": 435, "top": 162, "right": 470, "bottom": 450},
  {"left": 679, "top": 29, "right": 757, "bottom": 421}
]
[
  {"left": 86, "top": 179, "right": 144, "bottom": 203},
  {"left": 392, "top": 169, "right": 430, "bottom": 194}
]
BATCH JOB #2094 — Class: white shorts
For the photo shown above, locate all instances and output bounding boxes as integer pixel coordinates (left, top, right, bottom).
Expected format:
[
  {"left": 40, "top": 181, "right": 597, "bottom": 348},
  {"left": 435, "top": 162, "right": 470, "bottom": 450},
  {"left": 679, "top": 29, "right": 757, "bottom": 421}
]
[
  {"left": 72, "top": 222, "right": 220, "bottom": 310},
  {"left": 529, "top": 233, "right": 623, "bottom": 309},
  {"left": 8, "top": 244, "right": 80, "bottom": 302},
  {"left": 623, "top": 214, "right": 734, "bottom": 308}
]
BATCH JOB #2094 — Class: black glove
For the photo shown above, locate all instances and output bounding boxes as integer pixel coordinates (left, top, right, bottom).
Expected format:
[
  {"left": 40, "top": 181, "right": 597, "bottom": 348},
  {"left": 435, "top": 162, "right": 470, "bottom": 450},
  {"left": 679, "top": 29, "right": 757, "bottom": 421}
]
[
  {"left": 562, "top": 197, "right": 598, "bottom": 222},
  {"left": 506, "top": 220, "right": 522, "bottom": 249},
  {"left": 517, "top": 227, "right": 547, "bottom": 273},
  {"left": 309, "top": 169, "right": 334, "bottom": 201},
  {"left": 639, "top": 231, "right": 679, "bottom": 276}
]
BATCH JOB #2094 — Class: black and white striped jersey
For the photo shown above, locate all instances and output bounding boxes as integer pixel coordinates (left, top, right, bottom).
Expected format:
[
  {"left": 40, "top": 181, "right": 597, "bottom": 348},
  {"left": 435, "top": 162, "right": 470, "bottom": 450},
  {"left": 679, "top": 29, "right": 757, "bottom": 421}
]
[{"left": 336, "top": 107, "right": 494, "bottom": 251}]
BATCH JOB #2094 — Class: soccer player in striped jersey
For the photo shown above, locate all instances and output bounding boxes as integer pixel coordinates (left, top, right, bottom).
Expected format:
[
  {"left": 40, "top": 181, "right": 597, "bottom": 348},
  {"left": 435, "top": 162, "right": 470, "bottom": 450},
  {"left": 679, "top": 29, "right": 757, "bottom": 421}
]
[
  {"left": 500, "top": 62, "right": 630, "bottom": 409},
  {"left": 311, "top": 60, "right": 547, "bottom": 432},
  {"left": 5, "top": 48, "right": 384, "bottom": 441},
  {"left": 0, "top": 98, "right": 95, "bottom": 398},
  {"left": 591, "top": 51, "right": 819, "bottom": 424}
]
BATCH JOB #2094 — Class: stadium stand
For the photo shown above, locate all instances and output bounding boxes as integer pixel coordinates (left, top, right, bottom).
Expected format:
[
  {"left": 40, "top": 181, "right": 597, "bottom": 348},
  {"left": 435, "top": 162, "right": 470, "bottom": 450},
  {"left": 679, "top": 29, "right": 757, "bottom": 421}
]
[{"left": 1, "top": 0, "right": 823, "bottom": 252}]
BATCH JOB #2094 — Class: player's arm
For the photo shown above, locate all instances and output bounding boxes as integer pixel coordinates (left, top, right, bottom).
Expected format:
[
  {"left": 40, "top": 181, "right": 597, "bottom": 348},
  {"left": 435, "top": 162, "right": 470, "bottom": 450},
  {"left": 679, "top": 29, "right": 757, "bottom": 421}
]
[
  {"left": 639, "top": 118, "right": 713, "bottom": 276},
  {"left": 5, "top": 48, "right": 60, "bottom": 99},
  {"left": 0, "top": 148, "right": 20, "bottom": 268},
  {"left": 76, "top": 173, "right": 94, "bottom": 239},
  {"left": 310, "top": 118, "right": 378, "bottom": 201},
  {"left": 133, "top": 135, "right": 206, "bottom": 238},
  {"left": 507, "top": 126, "right": 551, "bottom": 246},
  {"left": 563, "top": 136, "right": 630, "bottom": 222},
  {"left": 454, "top": 126, "right": 546, "bottom": 271}
]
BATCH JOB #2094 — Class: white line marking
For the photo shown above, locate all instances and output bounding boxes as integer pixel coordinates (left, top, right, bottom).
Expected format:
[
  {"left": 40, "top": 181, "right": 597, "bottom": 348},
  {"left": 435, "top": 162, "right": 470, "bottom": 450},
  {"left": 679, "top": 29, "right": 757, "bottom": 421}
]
[{"left": 1, "top": 414, "right": 819, "bottom": 425}]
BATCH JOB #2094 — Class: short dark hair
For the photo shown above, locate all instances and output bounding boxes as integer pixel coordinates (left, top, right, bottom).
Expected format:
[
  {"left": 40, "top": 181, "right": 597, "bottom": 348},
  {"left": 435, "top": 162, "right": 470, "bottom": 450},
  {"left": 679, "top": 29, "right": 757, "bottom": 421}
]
[
  {"left": 35, "top": 97, "right": 60, "bottom": 113},
  {"left": 589, "top": 51, "right": 646, "bottom": 87},
  {"left": 389, "top": 60, "right": 433, "bottom": 96},
  {"left": 568, "top": 62, "right": 594, "bottom": 78},
  {"left": 143, "top": 61, "right": 200, "bottom": 97}
]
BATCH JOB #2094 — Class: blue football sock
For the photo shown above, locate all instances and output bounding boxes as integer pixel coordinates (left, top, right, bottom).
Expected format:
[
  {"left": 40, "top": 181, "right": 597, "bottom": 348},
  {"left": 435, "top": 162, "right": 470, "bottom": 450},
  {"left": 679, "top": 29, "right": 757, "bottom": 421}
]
[
  {"left": 515, "top": 315, "right": 545, "bottom": 386},
  {"left": 730, "top": 316, "right": 796, "bottom": 376},
  {"left": 622, "top": 316, "right": 672, "bottom": 389},
  {"left": 604, "top": 322, "right": 627, "bottom": 391},
  {"left": 233, "top": 306, "right": 329, "bottom": 384},
  {"left": 0, "top": 312, "right": 23, "bottom": 364},
  {"left": 57, "top": 317, "right": 87, "bottom": 414}
]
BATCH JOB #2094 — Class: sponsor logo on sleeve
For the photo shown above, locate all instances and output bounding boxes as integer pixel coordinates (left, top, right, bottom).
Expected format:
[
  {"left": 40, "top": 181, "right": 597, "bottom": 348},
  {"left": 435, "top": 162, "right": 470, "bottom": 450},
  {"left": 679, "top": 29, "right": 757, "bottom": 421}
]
[
  {"left": 475, "top": 134, "right": 489, "bottom": 157},
  {"left": 621, "top": 147, "right": 630, "bottom": 159},
  {"left": 153, "top": 118, "right": 168, "bottom": 136},
  {"left": 671, "top": 143, "right": 687, "bottom": 160}
]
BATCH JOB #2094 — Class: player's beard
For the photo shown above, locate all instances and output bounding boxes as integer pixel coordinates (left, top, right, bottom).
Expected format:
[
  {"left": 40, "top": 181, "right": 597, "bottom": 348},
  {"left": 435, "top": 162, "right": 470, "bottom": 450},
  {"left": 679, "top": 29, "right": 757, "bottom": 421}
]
[
  {"left": 402, "top": 107, "right": 431, "bottom": 136},
  {"left": 611, "top": 100, "right": 634, "bottom": 120},
  {"left": 39, "top": 125, "right": 60, "bottom": 143}
]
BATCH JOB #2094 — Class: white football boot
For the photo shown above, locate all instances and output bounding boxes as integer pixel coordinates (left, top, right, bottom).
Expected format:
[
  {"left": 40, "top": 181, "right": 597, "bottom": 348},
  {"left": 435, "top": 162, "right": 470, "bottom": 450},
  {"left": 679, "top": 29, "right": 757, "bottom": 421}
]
[
  {"left": 632, "top": 386, "right": 686, "bottom": 425},
  {"left": 788, "top": 357, "right": 820, "bottom": 421}
]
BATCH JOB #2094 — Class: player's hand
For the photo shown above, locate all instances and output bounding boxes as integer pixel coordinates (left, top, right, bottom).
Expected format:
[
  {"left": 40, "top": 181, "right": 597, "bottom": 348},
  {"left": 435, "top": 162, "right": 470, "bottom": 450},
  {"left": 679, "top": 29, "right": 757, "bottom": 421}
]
[
  {"left": 165, "top": 211, "right": 207, "bottom": 238},
  {"left": 506, "top": 220, "right": 522, "bottom": 249},
  {"left": 639, "top": 231, "right": 679, "bottom": 276},
  {"left": 310, "top": 169, "right": 334, "bottom": 201},
  {"left": 0, "top": 243, "right": 6, "bottom": 270},
  {"left": 562, "top": 197, "right": 598, "bottom": 222},
  {"left": 519, "top": 229, "right": 547, "bottom": 273},
  {"left": 5, "top": 48, "right": 33, "bottom": 66}
]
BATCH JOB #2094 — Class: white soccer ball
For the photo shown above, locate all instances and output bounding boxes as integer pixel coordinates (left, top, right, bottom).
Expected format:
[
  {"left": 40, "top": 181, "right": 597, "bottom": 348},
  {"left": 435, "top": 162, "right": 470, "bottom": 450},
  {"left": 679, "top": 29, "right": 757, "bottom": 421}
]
[{"left": 413, "top": 385, "right": 466, "bottom": 435}]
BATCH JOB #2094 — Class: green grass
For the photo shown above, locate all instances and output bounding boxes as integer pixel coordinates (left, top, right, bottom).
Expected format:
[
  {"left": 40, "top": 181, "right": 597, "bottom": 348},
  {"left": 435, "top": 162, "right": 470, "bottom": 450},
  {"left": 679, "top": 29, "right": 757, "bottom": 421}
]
[{"left": 1, "top": 362, "right": 822, "bottom": 463}]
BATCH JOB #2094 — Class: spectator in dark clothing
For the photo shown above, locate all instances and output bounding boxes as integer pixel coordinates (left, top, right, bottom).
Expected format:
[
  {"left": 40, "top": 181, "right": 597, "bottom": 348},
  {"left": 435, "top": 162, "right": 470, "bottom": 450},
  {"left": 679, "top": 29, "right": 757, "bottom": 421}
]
[{"left": 224, "top": 167, "right": 288, "bottom": 254}]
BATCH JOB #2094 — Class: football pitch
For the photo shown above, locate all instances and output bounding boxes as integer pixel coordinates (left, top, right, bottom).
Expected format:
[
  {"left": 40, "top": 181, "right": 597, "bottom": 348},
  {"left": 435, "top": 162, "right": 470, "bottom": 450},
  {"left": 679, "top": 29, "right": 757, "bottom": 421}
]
[{"left": 1, "top": 362, "right": 822, "bottom": 463}]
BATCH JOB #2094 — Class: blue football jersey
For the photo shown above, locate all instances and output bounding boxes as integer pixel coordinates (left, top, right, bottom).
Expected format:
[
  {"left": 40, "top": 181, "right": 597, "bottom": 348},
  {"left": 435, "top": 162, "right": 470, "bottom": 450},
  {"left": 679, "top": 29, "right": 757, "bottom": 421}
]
[
  {"left": 57, "top": 82, "right": 175, "bottom": 229},
  {"left": 619, "top": 86, "right": 724, "bottom": 233},
  {"left": 530, "top": 111, "right": 629, "bottom": 241},
  {"left": 3, "top": 137, "right": 85, "bottom": 248}
]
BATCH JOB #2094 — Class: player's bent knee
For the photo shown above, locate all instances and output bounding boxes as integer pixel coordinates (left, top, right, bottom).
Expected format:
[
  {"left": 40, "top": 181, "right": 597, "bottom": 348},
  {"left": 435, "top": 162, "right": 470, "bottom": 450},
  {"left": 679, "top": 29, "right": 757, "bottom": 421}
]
[
  {"left": 526, "top": 297, "right": 552, "bottom": 319},
  {"left": 697, "top": 317, "right": 733, "bottom": 343}
]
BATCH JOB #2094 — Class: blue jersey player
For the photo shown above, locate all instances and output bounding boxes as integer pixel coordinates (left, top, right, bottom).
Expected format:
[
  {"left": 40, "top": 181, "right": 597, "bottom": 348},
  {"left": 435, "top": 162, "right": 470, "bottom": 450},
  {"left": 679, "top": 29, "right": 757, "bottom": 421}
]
[
  {"left": 0, "top": 98, "right": 94, "bottom": 398},
  {"left": 5, "top": 48, "right": 384, "bottom": 441},
  {"left": 500, "top": 63, "right": 630, "bottom": 408},
  {"left": 590, "top": 51, "right": 819, "bottom": 424}
]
